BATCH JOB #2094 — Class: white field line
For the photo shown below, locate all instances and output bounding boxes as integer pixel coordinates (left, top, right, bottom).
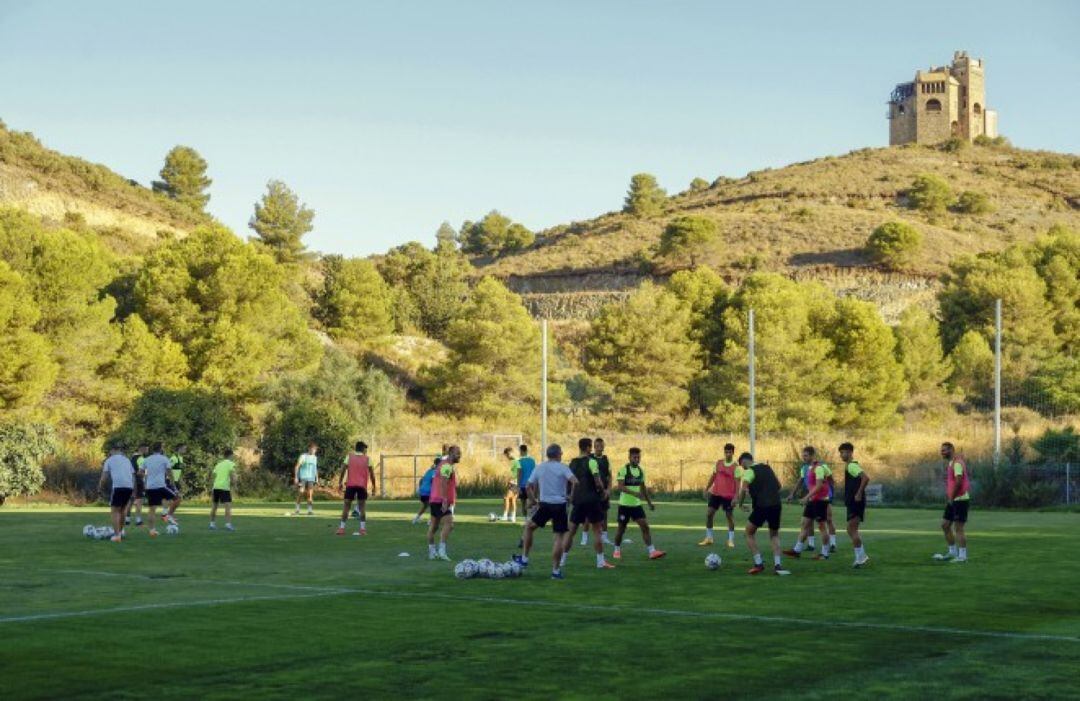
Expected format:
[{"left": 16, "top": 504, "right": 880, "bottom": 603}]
[{"left": 4, "top": 568, "right": 1078, "bottom": 644}]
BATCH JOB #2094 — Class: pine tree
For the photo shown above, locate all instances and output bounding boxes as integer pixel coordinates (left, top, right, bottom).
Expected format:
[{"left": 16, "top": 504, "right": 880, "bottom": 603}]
[
  {"left": 659, "top": 216, "right": 719, "bottom": 266},
  {"left": 316, "top": 255, "right": 394, "bottom": 345},
  {"left": 424, "top": 277, "right": 541, "bottom": 417},
  {"left": 152, "top": 146, "right": 212, "bottom": 213},
  {"left": 249, "top": 180, "right": 315, "bottom": 264},
  {"left": 585, "top": 282, "right": 698, "bottom": 415},
  {"left": 893, "top": 307, "right": 951, "bottom": 395},
  {"left": 623, "top": 173, "right": 667, "bottom": 217},
  {"left": 0, "top": 262, "right": 57, "bottom": 411}
]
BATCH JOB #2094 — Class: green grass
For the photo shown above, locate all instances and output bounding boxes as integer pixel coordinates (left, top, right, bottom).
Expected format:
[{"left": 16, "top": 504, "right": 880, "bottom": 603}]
[{"left": 1, "top": 501, "right": 1078, "bottom": 700}]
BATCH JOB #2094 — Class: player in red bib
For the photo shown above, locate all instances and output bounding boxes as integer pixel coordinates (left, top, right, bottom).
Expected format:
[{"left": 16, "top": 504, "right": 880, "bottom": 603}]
[
  {"left": 427, "top": 445, "right": 462, "bottom": 561},
  {"left": 337, "top": 441, "right": 376, "bottom": 536},
  {"left": 700, "top": 442, "right": 739, "bottom": 548},
  {"left": 933, "top": 441, "right": 971, "bottom": 563}
]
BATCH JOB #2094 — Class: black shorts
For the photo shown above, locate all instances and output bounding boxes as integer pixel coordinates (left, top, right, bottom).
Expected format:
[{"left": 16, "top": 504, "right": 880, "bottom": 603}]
[
  {"left": 943, "top": 501, "right": 970, "bottom": 523},
  {"left": 617, "top": 505, "right": 647, "bottom": 523},
  {"left": 570, "top": 502, "right": 604, "bottom": 525},
  {"left": 518, "top": 488, "right": 529, "bottom": 502},
  {"left": 146, "top": 486, "right": 177, "bottom": 506},
  {"left": 211, "top": 489, "right": 232, "bottom": 504},
  {"left": 748, "top": 504, "right": 782, "bottom": 531},
  {"left": 708, "top": 495, "right": 734, "bottom": 513},
  {"left": 804, "top": 500, "right": 829, "bottom": 523},
  {"left": 846, "top": 501, "right": 866, "bottom": 523},
  {"left": 431, "top": 502, "right": 453, "bottom": 520},
  {"left": 531, "top": 502, "right": 569, "bottom": 533},
  {"left": 344, "top": 486, "right": 368, "bottom": 501},
  {"left": 133, "top": 475, "right": 145, "bottom": 499},
  {"left": 601, "top": 498, "right": 611, "bottom": 513},
  {"left": 110, "top": 488, "right": 133, "bottom": 507},
  {"left": 419, "top": 495, "right": 430, "bottom": 505}
]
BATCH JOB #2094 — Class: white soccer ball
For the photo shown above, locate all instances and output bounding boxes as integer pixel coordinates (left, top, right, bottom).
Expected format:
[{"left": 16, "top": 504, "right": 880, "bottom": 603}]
[
  {"left": 94, "top": 527, "right": 109, "bottom": 540},
  {"left": 488, "top": 512, "right": 498, "bottom": 523},
  {"left": 462, "top": 559, "right": 479, "bottom": 578},
  {"left": 705, "top": 553, "right": 722, "bottom": 570},
  {"left": 477, "top": 559, "right": 495, "bottom": 578},
  {"left": 507, "top": 561, "right": 523, "bottom": 578},
  {"left": 454, "top": 562, "right": 469, "bottom": 579},
  {"left": 166, "top": 523, "right": 180, "bottom": 535},
  {"left": 492, "top": 564, "right": 508, "bottom": 579},
  {"left": 83, "top": 524, "right": 95, "bottom": 538}
]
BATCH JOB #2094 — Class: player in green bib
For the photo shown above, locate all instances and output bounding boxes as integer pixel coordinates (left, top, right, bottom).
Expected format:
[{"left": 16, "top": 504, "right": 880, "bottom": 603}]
[
  {"left": 209, "top": 449, "right": 237, "bottom": 531},
  {"left": 291, "top": 442, "right": 319, "bottom": 516},
  {"left": 612, "top": 448, "right": 665, "bottom": 561},
  {"left": 838, "top": 442, "right": 870, "bottom": 568},
  {"left": 501, "top": 447, "right": 520, "bottom": 522}
]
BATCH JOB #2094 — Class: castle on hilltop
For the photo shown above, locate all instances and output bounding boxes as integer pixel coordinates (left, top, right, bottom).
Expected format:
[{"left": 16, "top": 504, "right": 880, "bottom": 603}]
[{"left": 888, "top": 51, "right": 998, "bottom": 145}]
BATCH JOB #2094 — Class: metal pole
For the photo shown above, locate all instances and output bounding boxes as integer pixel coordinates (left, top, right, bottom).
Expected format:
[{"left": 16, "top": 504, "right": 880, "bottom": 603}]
[
  {"left": 1067, "top": 463, "right": 1071, "bottom": 505},
  {"left": 748, "top": 308, "right": 756, "bottom": 458},
  {"left": 379, "top": 455, "right": 386, "bottom": 498},
  {"left": 993, "top": 298, "right": 1002, "bottom": 468},
  {"left": 541, "top": 319, "right": 548, "bottom": 453},
  {"left": 413, "top": 456, "right": 419, "bottom": 500}
]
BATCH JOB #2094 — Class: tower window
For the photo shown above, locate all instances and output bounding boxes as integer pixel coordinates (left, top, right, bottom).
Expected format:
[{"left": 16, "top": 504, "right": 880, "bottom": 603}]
[
  {"left": 926, "top": 98, "right": 942, "bottom": 112},
  {"left": 973, "top": 103, "right": 983, "bottom": 115}
]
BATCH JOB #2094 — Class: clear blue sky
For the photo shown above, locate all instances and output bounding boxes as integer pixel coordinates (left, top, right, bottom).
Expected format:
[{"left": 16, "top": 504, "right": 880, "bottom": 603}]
[{"left": 1, "top": 1, "right": 1077, "bottom": 257}]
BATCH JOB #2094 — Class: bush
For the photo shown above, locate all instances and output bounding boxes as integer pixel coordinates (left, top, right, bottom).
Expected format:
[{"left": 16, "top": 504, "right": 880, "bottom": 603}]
[
  {"left": 907, "top": 174, "right": 953, "bottom": 214},
  {"left": 41, "top": 454, "right": 102, "bottom": 505},
  {"left": 0, "top": 422, "right": 57, "bottom": 501},
  {"left": 658, "top": 215, "right": 718, "bottom": 265},
  {"left": 867, "top": 221, "right": 923, "bottom": 268},
  {"left": 235, "top": 463, "right": 294, "bottom": 500},
  {"left": 1032, "top": 426, "right": 1080, "bottom": 463},
  {"left": 108, "top": 388, "right": 242, "bottom": 498},
  {"left": 941, "top": 137, "right": 968, "bottom": 153},
  {"left": 259, "top": 399, "right": 352, "bottom": 482},
  {"left": 955, "top": 190, "right": 994, "bottom": 214},
  {"left": 973, "top": 134, "right": 1009, "bottom": 148}
]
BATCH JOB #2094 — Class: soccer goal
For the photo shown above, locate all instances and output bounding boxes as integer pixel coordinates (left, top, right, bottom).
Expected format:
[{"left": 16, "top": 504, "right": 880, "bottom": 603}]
[{"left": 490, "top": 434, "right": 523, "bottom": 458}]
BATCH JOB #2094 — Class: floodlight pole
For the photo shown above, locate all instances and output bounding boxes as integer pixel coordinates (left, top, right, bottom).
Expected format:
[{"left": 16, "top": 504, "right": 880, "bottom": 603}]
[
  {"left": 541, "top": 319, "right": 548, "bottom": 453},
  {"left": 748, "top": 308, "right": 756, "bottom": 458},
  {"left": 993, "top": 298, "right": 1002, "bottom": 468}
]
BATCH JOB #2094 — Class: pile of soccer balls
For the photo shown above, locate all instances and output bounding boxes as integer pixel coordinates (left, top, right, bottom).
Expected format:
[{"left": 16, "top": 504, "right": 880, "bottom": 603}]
[
  {"left": 454, "top": 558, "right": 524, "bottom": 580},
  {"left": 704, "top": 553, "right": 722, "bottom": 571},
  {"left": 166, "top": 523, "right": 180, "bottom": 535},
  {"left": 83, "top": 524, "right": 115, "bottom": 540}
]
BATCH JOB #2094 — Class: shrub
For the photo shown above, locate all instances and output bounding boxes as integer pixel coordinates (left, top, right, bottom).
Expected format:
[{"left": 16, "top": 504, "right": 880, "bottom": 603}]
[
  {"left": 907, "top": 174, "right": 953, "bottom": 214},
  {"left": 867, "top": 221, "right": 923, "bottom": 268},
  {"left": 658, "top": 215, "right": 718, "bottom": 265},
  {"left": 1032, "top": 426, "right": 1080, "bottom": 463},
  {"left": 941, "top": 137, "right": 968, "bottom": 153},
  {"left": 955, "top": 190, "right": 994, "bottom": 214},
  {"left": 973, "top": 134, "right": 1009, "bottom": 147},
  {"left": 259, "top": 399, "right": 352, "bottom": 482},
  {"left": 0, "top": 422, "right": 57, "bottom": 501},
  {"left": 108, "top": 388, "right": 242, "bottom": 498}
]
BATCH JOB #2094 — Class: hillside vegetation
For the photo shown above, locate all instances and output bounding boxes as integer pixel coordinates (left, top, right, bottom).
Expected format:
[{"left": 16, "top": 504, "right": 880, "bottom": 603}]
[
  {"left": 0, "top": 120, "right": 210, "bottom": 250},
  {"left": 477, "top": 142, "right": 1079, "bottom": 282}
]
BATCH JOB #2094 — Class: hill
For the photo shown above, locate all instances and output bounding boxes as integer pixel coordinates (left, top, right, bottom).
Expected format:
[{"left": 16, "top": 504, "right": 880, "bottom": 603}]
[
  {"left": 475, "top": 142, "right": 1079, "bottom": 320},
  {"left": 0, "top": 120, "right": 210, "bottom": 254}
]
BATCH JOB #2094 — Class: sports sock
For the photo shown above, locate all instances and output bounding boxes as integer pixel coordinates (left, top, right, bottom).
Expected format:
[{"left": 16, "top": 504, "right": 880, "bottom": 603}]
[
  {"left": 596, "top": 553, "right": 605, "bottom": 566},
  {"left": 753, "top": 553, "right": 763, "bottom": 566},
  {"left": 601, "top": 530, "right": 611, "bottom": 542},
  {"left": 774, "top": 554, "right": 782, "bottom": 567},
  {"left": 958, "top": 547, "right": 967, "bottom": 559},
  {"left": 339, "top": 520, "right": 346, "bottom": 529},
  {"left": 359, "top": 521, "right": 366, "bottom": 529},
  {"left": 948, "top": 544, "right": 958, "bottom": 556},
  {"left": 438, "top": 541, "right": 447, "bottom": 555},
  {"left": 705, "top": 528, "right": 714, "bottom": 539},
  {"left": 580, "top": 532, "right": 588, "bottom": 545},
  {"left": 521, "top": 555, "right": 529, "bottom": 564},
  {"left": 727, "top": 530, "right": 735, "bottom": 542},
  {"left": 830, "top": 535, "right": 837, "bottom": 547},
  {"left": 647, "top": 545, "right": 656, "bottom": 554},
  {"left": 428, "top": 543, "right": 437, "bottom": 556},
  {"left": 855, "top": 546, "right": 865, "bottom": 558},
  {"left": 808, "top": 536, "right": 816, "bottom": 548},
  {"left": 794, "top": 541, "right": 804, "bottom": 553}
]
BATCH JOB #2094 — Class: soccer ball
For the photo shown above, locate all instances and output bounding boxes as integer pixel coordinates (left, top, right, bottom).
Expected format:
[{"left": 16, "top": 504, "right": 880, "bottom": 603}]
[
  {"left": 454, "top": 562, "right": 469, "bottom": 579},
  {"left": 506, "top": 560, "right": 523, "bottom": 578},
  {"left": 83, "top": 524, "right": 95, "bottom": 538},
  {"left": 705, "top": 553, "right": 722, "bottom": 570},
  {"left": 487, "top": 512, "right": 498, "bottom": 523},
  {"left": 461, "top": 559, "right": 479, "bottom": 578},
  {"left": 93, "top": 527, "right": 109, "bottom": 540},
  {"left": 492, "top": 564, "right": 507, "bottom": 579},
  {"left": 166, "top": 523, "right": 180, "bottom": 535}
]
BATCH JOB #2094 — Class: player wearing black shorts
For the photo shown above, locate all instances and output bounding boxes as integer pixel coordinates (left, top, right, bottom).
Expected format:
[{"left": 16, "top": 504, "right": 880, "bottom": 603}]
[
  {"left": 839, "top": 442, "right": 870, "bottom": 568},
  {"left": 126, "top": 445, "right": 147, "bottom": 526},
  {"left": 934, "top": 442, "right": 971, "bottom": 563},
  {"left": 593, "top": 438, "right": 613, "bottom": 546},
  {"left": 563, "top": 438, "right": 614, "bottom": 569},
  {"left": 734, "top": 453, "right": 790, "bottom": 576},
  {"left": 517, "top": 444, "right": 578, "bottom": 579},
  {"left": 99, "top": 445, "right": 135, "bottom": 542}
]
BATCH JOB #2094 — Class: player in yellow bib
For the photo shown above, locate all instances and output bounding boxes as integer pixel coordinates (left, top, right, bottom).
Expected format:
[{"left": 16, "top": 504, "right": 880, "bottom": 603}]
[
  {"left": 209, "top": 449, "right": 237, "bottom": 531},
  {"left": 612, "top": 448, "right": 665, "bottom": 561}
]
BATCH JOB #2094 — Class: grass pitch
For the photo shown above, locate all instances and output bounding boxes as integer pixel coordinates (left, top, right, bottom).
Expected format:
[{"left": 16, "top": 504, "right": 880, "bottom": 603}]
[{"left": 1, "top": 501, "right": 1077, "bottom": 700}]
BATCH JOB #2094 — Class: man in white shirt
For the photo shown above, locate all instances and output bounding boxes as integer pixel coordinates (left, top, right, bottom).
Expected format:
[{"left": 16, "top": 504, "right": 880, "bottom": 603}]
[
  {"left": 141, "top": 442, "right": 179, "bottom": 537},
  {"left": 98, "top": 445, "right": 134, "bottom": 542},
  {"left": 514, "top": 445, "right": 578, "bottom": 579}
]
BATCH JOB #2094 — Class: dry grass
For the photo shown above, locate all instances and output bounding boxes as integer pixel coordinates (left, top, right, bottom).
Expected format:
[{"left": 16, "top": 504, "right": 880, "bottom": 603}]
[{"left": 477, "top": 143, "right": 1080, "bottom": 281}]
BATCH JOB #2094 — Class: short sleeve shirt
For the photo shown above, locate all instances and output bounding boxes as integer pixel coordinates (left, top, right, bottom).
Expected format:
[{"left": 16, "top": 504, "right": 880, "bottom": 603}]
[
  {"left": 102, "top": 454, "right": 135, "bottom": 490},
  {"left": 617, "top": 464, "right": 646, "bottom": 507},
  {"left": 213, "top": 460, "right": 236, "bottom": 491},
  {"left": 297, "top": 453, "right": 318, "bottom": 482},
  {"left": 141, "top": 453, "right": 172, "bottom": 490}
]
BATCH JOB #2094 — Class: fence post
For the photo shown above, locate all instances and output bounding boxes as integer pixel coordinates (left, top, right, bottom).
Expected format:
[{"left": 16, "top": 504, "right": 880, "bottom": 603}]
[
  {"left": 379, "top": 454, "right": 386, "bottom": 498},
  {"left": 413, "top": 456, "right": 419, "bottom": 498},
  {"left": 678, "top": 461, "right": 684, "bottom": 493},
  {"left": 1067, "top": 463, "right": 1071, "bottom": 505}
]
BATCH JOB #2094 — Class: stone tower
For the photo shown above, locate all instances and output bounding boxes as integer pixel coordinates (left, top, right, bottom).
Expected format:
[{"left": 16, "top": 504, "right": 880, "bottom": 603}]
[{"left": 888, "top": 51, "right": 998, "bottom": 146}]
